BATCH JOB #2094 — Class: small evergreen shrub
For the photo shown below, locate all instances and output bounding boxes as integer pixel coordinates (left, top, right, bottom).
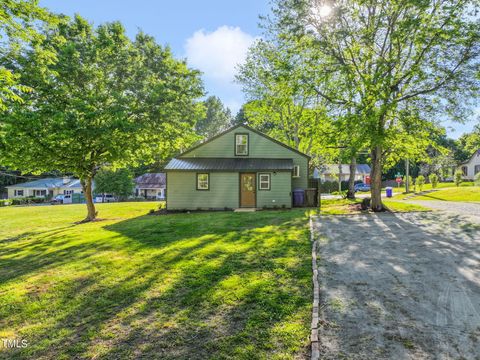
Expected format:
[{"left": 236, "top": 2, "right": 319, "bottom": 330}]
[
  {"left": 428, "top": 173, "right": 439, "bottom": 189},
  {"left": 416, "top": 175, "right": 425, "bottom": 192}
]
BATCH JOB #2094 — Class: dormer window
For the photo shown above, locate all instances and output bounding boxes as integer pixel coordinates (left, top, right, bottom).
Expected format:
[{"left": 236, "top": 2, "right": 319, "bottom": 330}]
[{"left": 235, "top": 134, "right": 249, "bottom": 156}]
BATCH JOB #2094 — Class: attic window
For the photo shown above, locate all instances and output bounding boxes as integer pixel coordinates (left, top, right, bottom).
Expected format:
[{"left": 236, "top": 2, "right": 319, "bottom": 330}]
[{"left": 235, "top": 134, "right": 249, "bottom": 156}]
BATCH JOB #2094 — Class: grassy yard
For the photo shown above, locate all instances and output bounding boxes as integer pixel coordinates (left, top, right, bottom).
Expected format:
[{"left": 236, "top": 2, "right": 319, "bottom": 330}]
[
  {"left": 402, "top": 186, "right": 480, "bottom": 202},
  {"left": 383, "top": 181, "right": 474, "bottom": 193},
  {"left": 0, "top": 203, "right": 312, "bottom": 360},
  {"left": 318, "top": 198, "right": 429, "bottom": 215}
]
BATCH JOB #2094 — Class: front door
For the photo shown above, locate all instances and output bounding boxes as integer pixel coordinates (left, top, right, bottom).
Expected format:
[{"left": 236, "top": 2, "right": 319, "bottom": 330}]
[{"left": 240, "top": 173, "right": 256, "bottom": 208}]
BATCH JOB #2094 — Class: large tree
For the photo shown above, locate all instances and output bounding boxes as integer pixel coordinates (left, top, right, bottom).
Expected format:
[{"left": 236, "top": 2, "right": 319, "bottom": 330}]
[
  {"left": 237, "top": 38, "right": 336, "bottom": 160},
  {"left": 1, "top": 16, "right": 204, "bottom": 221},
  {"left": 267, "top": 0, "right": 480, "bottom": 210}
]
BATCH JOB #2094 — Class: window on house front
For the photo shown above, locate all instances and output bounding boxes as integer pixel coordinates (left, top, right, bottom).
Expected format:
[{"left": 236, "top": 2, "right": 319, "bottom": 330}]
[
  {"left": 293, "top": 165, "right": 300, "bottom": 178},
  {"left": 34, "top": 190, "right": 47, "bottom": 197},
  {"left": 235, "top": 134, "right": 248, "bottom": 155},
  {"left": 197, "top": 173, "right": 209, "bottom": 190},
  {"left": 14, "top": 190, "right": 24, "bottom": 197},
  {"left": 462, "top": 166, "right": 468, "bottom": 176},
  {"left": 475, "top": 165, "right": 480, "bottom": 175},
  {"left": 259, "top": 173, "right": 271, "bottom": 190},
  {"left": 64, "top": 190, "right": 74, "bottom": 195}
]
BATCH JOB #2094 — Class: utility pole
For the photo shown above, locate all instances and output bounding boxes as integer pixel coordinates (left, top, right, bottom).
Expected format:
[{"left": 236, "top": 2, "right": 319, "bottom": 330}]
[{"left": 405, "top": 158, "right": 410, "bottom": 193}]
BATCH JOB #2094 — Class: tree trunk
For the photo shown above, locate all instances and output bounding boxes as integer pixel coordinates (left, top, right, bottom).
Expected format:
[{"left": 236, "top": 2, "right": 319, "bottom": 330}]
[
  {"left": 81, "top": 177, "right": 97, "bottom": 221},
  {"left": 346, "top": 156, "right": 357, "bottom": 199},
  {"left": 370, "top": 145, "right": 384, "bottom": 211}
]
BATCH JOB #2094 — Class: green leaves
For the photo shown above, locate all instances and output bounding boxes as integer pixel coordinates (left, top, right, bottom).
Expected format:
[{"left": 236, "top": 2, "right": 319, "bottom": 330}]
[{"left": 1, "top": 15, "right": 204, "bottom": 218}]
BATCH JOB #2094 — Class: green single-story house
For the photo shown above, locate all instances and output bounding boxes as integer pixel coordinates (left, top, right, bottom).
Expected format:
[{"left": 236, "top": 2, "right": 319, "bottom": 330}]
[{"left": 164, "top": 124, "right": 310, "bottom": 210}]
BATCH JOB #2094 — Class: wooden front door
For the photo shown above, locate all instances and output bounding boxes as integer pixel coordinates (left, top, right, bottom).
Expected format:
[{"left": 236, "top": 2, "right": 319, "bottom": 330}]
[{"left": 240, "top": 173, "right": 256, "bottom": 208}]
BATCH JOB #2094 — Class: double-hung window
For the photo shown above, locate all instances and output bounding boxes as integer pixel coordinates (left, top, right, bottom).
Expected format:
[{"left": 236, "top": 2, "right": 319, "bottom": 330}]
[
  {"left": 235, "top": 134, "right": 248, "bottom": 156},
  {"left": 258, "top": 173, "right": 271, "bottom": 190},
  {"left": 293, "top": 165, "right": 300, "bottom": 178},
  {"left": 14, "top": 190, "right": 24, "bottom": 197},
  {"left": 197, "top": 173, "right": 209, "bottom": 190}
]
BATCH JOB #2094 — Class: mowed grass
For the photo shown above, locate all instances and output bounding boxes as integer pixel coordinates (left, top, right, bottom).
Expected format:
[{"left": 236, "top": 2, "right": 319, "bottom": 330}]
[
  {"left": 0, "top": 203, "right": 312, "bottom": 360},
  {"left": 383, "top": 181, "right": 474, "bottom": 193},
  {"left": 404, "top": 186, "right": 480, "bottom": 202}
]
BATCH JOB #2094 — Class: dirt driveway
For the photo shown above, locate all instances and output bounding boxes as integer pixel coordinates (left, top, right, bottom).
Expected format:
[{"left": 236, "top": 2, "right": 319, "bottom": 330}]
[{"left": 313, "top": 212, "right": 480, "bottom": 359}]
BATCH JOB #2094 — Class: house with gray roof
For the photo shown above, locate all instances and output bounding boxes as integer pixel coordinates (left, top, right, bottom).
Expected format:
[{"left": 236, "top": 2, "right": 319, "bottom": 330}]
[
  {"left": 313, "top": 164, "right": 371, "bottom": 182},
  {"left": 5, "top": 177, "right": 83, "bottom": 199},
  {"left": 164, "top": 124, "right": 310, "bottom": 210},
  {"left": 134, "top": 173, "right": 166, "bottom": 200}
]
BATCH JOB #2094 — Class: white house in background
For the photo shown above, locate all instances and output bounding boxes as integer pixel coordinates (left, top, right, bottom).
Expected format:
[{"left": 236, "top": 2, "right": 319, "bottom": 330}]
[
  {"left": 6, "top": 177, "right": 83, "bottom": 199},
  {"left": 313, "top": 164, "right": 371, "bottom": 182},
  {"left": 459, "top": 149, "right": 480, "bottom": 180},
  {"left": 134, "top": 173, "right": 166, "bottom": 200}
]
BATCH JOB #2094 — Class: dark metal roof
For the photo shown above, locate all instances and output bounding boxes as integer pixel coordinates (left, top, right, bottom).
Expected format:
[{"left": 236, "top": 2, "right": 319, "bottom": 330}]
[
  {"left": 134, "top": 173, "right": 166, "bottom": 188},
  {"left": 165, "top": 158, "right": 294, "bottom": 171}
]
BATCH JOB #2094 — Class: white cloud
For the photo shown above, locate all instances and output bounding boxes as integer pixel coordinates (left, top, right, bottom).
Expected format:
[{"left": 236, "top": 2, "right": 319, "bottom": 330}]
[{"left": 185, "top": 26, "right": 256, "bottom": 83}]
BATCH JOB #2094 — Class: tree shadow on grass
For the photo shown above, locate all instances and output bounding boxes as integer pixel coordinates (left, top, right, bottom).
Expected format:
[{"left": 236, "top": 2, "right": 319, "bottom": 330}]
[
  {"left": 314, "top": 211, "right": 480, "bottom": 359},
  {"left": 0, "top": 210, "right": 312, "bottom": 360}
]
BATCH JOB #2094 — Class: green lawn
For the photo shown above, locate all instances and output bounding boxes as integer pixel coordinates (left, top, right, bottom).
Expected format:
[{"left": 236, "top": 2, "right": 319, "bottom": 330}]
[
  {"left": 0, "top": 203, "right": 311, "bottom": 360},
  {"left": 383, "top": 181, "right": 474, "bottom": 193},
  {"left": 403, "top": 186, "right": 480, "bottom": 202}
]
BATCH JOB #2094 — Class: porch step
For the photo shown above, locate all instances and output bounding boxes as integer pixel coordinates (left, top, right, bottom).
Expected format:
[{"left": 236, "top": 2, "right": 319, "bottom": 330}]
[{"left": 234, "top": 208, "right": 259, "bottom": 212}]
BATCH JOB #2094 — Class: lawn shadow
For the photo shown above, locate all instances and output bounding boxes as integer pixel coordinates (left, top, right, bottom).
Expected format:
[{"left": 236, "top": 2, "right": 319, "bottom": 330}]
[
  {"left": 314, "top": 212, "right": 480, "bottom": 358},
  {"left": 0, "top": 210, "right": 312, "bottom": 360}
]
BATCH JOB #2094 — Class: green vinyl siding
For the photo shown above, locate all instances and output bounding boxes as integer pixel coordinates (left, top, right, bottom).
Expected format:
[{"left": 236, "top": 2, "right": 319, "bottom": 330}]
[
  {"left": 257, "top": 172, "right": 292, "bottom": 208},
  {"left": 167, "top": 172, "right": 239, "bottom": 210},
  {"left": 180, "top": 126, "right": 309, "bottom": 189},
  {"left": 167, "top": 171, "right": 292, "bottom": 210}
]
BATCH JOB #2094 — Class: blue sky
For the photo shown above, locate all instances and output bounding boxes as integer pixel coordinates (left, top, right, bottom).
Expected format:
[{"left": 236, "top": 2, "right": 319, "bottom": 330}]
[{"left": 39, "top": 0, "right": 477, "bottom": 138}]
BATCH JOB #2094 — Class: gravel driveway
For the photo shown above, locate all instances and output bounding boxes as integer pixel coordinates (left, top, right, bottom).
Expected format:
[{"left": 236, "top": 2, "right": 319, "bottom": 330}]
[
  {"left": 313, "top": 212, "right": 480, "bottom": 359},
  {"left": 406, "top": 200, "right": 480, "bottom": 223}
]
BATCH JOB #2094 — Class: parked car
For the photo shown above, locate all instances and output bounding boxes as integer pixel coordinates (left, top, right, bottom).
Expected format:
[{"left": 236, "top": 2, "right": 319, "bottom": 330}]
[
  {"left": 354, "top": 182, "right": 371, "bottom": 192},
  {"left": 51, "top": 194, "right": 72, "bottom": 204},
  {"left": 95, "top": 194, "right": 117, "bottom": 203}
]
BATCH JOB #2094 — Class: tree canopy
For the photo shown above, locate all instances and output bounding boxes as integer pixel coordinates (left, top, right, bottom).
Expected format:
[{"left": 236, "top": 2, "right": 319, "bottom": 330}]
[
  {"left": 0, "top": 15, "right": 204, "bottom": 220},
  {"left": 94, "top": 168, "right": 134, "bottom": 199},
  {"left": 261, "top": 0, "right": 480, "bottom": 210},
  {"left": 195, "top": 96, "right": 232, "bottom": 139},
  {"left": 0, "top": 0, "right": 57, "bottom": 110}
]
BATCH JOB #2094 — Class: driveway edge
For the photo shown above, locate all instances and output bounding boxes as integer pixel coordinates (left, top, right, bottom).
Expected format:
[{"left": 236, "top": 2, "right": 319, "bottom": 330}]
[{"left": 309, "top": 216, "right": 320, "bottom": 360}]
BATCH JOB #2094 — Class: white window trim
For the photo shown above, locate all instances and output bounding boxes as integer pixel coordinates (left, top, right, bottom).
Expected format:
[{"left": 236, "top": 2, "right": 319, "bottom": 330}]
[
  {"left": 235, "top": 134, "right": 248, "bottom": 156},
  {"left": 197, "top": 173, "right": 209, "bottom": 190},
  {"left": 259, "top": 173, "right": 271, "bottom": 190},
  {"left": 293, "top": 165, "right": 300, "bottom": 178}
]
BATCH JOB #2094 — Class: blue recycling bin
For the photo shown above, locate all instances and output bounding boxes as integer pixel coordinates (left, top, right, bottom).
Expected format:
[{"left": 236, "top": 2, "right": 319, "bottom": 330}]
[
  {"left": 293, "top": 189, "right": 305, "bottom": 207},
  {"left": 386, "top": 187, "right": 393, "bottom": 198}
]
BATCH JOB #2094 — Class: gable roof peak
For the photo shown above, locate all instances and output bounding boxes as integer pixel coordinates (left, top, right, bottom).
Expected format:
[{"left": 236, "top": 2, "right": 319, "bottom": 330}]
[{"left": 178, "top": 123, "right": 310, "bottom": 159}]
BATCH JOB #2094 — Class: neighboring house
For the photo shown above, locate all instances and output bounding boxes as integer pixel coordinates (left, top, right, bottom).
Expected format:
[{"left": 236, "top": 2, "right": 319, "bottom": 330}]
[
  {"left": 313, "top": 164, "right": 371, "bottom": 182},
  {"left": 459, "top": 150, "right": 480, "bottom": 180},
  {"left": 164, "top": 124, "right": 310, "bottom": 210},
  {"left": 6, "top": 177, "right": 83, "bottom": 199},
  {"left": 135, "top": 173, "right": 166, "bottom": 200}
]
